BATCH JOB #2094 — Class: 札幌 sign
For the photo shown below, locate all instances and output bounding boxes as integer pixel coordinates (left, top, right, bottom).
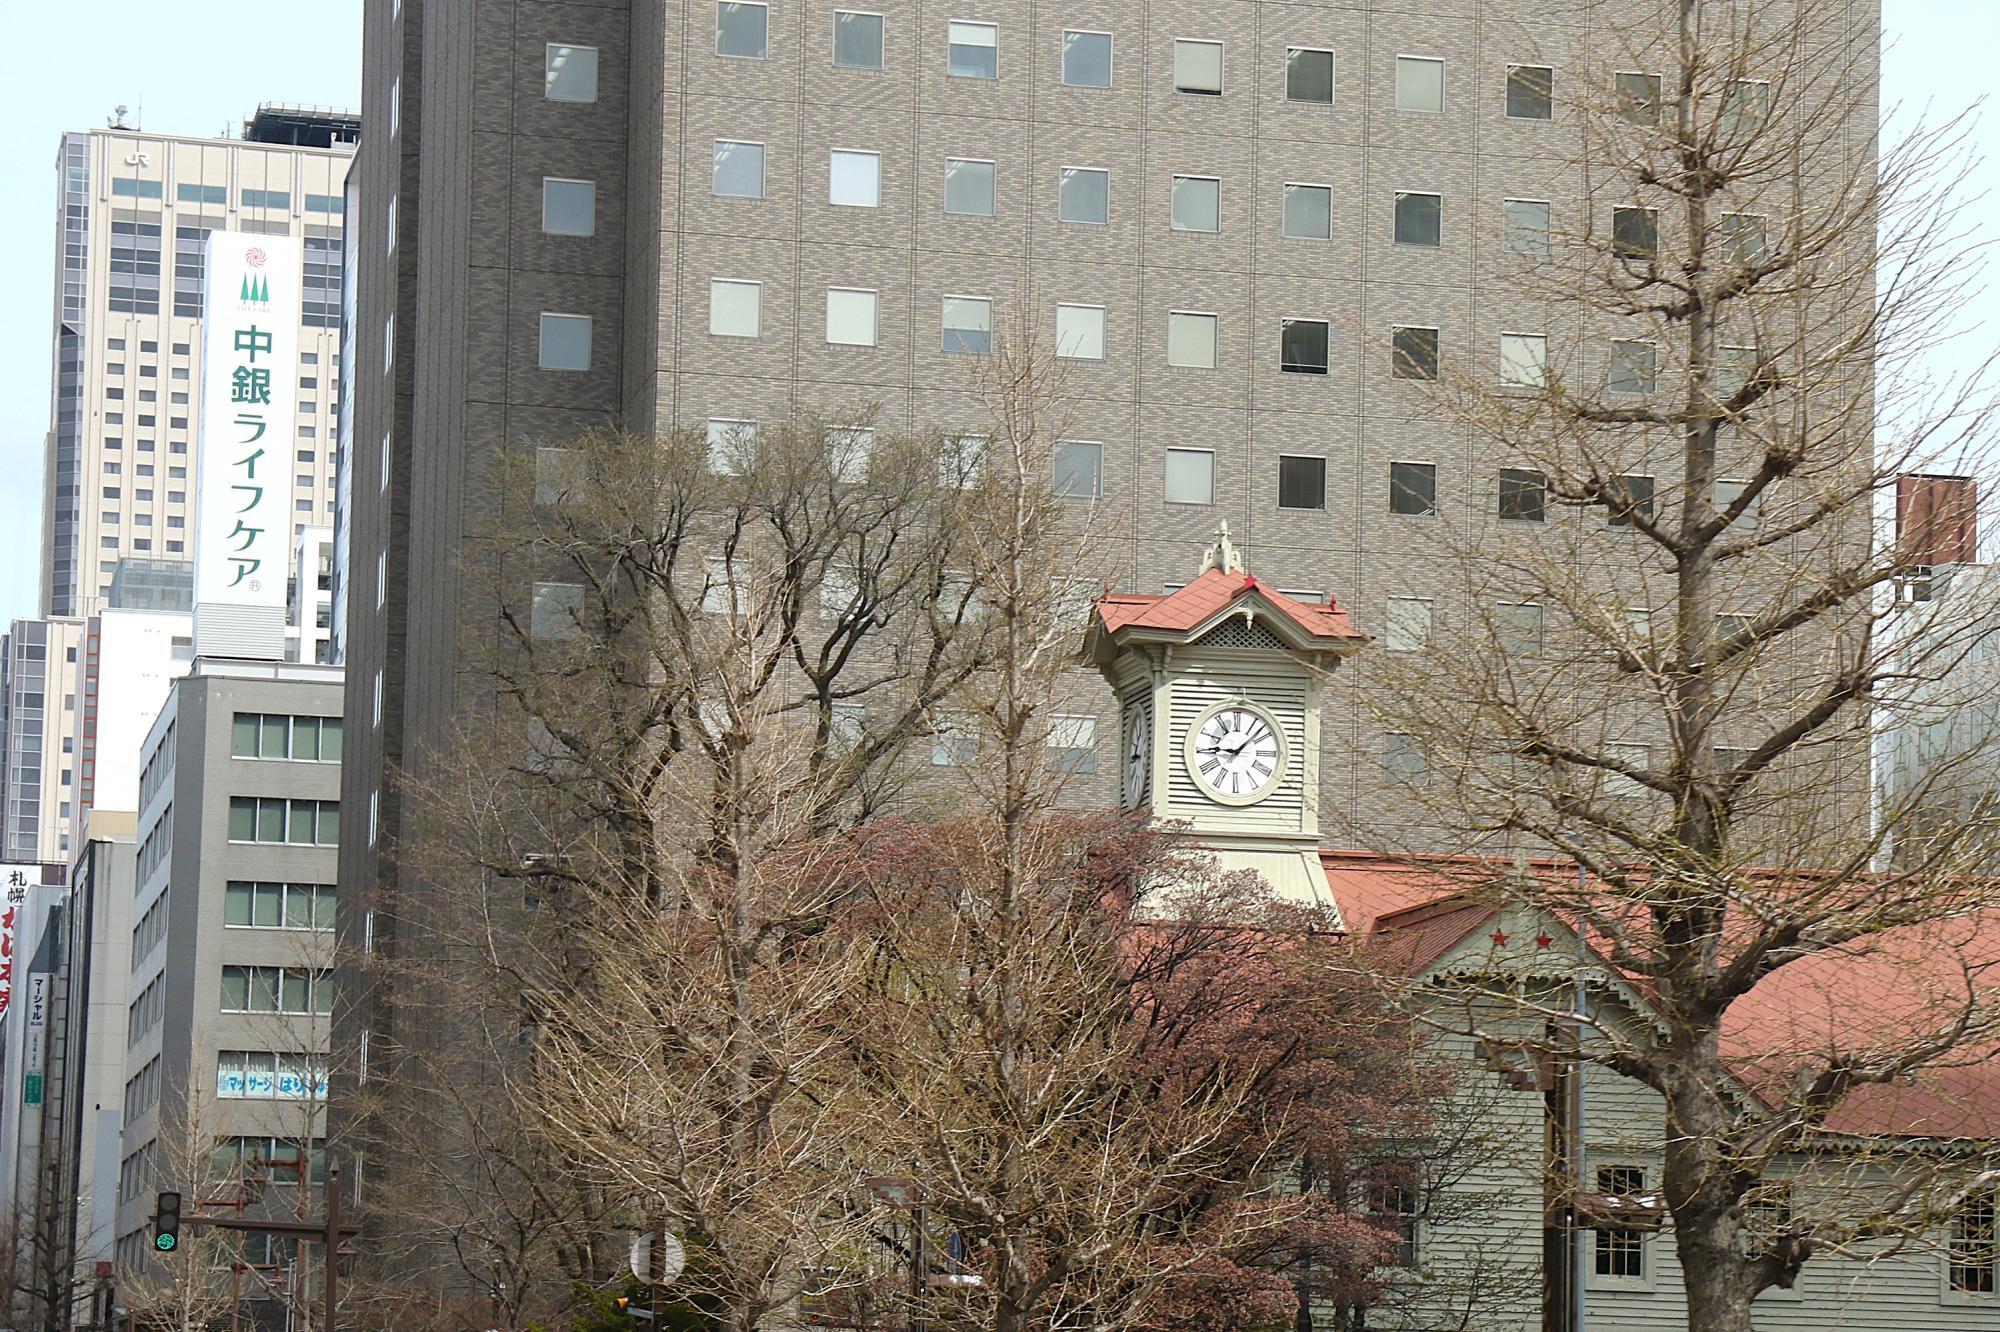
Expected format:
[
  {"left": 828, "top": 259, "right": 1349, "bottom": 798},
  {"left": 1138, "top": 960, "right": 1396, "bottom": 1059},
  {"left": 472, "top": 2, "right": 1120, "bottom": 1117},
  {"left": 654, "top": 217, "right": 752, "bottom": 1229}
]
[
  {"left": 0, "top": 862, "right": 39, "bottom": 1019},
  {"left": 192, "top": 232, "right": 301, "bottom": 658}
]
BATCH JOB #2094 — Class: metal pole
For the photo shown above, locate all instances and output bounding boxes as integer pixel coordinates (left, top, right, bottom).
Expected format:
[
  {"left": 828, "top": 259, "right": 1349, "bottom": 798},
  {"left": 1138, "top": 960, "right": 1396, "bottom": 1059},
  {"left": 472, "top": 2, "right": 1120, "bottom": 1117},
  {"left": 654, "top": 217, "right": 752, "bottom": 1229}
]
[
  {"left": 322, "top": 1160, "right": 341, "bottom": 1332},
  {"left": 1573, "top": 860, "right": 1589, "bottom": 1332},
  {"left": 908, "top": 1205, "right": 925, "bottom": 1332}
]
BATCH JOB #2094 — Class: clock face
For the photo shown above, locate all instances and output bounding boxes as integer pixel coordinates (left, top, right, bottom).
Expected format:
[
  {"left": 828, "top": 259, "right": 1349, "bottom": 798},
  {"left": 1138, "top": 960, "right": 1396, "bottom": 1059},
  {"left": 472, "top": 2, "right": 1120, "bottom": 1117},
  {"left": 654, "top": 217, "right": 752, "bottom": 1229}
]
[
  {"left": 1123, "top": 700, "right": 1151, "bottom": 807},
  {"left": 1182, "top": 701, "right": 1286, "bottom": 805}
]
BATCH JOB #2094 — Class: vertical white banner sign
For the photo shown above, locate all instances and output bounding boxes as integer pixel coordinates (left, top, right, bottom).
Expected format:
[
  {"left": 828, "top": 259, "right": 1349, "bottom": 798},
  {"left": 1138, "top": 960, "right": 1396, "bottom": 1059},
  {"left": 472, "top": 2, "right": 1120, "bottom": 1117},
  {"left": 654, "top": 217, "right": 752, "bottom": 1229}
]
[{"left": 193, "top": 232, "right": 301, "bottom": 659}]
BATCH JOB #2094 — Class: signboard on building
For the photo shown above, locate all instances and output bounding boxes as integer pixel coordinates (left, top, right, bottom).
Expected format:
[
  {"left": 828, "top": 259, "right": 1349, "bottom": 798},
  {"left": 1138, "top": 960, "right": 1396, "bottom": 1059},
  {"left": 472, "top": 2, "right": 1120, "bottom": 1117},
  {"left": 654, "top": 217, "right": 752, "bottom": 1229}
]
[
  {"left": 0, "top": 862, "right": 39, "bottom": 1019},
  {"left": 24, "top": 972, "right": 50, "bottom": 1103},
  {"left": 192, "top": 232, "right": 301, "bottom": 659}
]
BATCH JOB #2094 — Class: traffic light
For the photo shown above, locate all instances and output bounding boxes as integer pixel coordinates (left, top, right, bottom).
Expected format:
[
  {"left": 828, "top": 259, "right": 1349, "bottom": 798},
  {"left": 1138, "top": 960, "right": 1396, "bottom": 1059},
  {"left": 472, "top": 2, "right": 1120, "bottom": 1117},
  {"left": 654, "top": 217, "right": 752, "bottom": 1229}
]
[{"left": 153, "top": 1191, "right": 182, "bottom": 1253}]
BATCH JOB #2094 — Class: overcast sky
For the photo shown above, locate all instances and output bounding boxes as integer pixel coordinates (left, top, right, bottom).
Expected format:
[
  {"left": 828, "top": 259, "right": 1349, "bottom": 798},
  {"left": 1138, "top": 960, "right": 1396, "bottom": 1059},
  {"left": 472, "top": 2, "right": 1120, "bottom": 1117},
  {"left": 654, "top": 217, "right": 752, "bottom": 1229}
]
[{"left": 0, "top": 4, "right": 1993, "bottom": 627}]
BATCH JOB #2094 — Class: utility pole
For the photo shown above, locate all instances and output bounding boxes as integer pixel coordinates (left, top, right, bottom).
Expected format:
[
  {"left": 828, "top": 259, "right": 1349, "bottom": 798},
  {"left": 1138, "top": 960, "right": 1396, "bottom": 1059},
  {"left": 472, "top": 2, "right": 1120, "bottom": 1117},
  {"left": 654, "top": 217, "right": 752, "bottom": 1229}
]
[{"left": 187, "top": 1158, "right": 358, "bottom": 1331}]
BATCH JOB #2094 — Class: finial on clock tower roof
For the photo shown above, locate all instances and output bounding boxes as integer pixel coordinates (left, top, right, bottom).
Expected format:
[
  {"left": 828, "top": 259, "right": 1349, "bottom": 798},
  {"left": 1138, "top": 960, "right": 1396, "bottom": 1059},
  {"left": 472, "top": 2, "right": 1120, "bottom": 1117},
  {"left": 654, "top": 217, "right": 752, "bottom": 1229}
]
[{"left": 1199, "top": 521, "right": 1245, "bottom": 576}]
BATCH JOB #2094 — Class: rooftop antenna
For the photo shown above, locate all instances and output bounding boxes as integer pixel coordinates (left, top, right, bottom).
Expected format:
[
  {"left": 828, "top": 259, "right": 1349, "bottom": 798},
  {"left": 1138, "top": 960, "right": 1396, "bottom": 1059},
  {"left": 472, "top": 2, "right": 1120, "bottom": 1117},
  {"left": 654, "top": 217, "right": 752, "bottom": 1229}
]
[{"left": 108, "top": 104, "right": 132, "bottom": 130}]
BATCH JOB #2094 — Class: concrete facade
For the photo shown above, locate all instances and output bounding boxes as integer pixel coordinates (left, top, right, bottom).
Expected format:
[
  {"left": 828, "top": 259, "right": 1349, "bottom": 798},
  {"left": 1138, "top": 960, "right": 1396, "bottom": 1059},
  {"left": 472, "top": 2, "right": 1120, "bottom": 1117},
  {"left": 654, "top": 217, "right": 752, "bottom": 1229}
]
[{"left": 114, "top": 660, "right": 342, "bottom": 1285}]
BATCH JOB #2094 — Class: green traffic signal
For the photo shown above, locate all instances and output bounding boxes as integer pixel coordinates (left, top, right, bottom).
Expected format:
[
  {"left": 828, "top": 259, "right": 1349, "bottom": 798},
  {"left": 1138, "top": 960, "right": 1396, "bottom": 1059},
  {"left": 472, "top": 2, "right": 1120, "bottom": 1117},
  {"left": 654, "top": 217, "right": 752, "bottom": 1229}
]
[{"left": 153, "top": 1190, "right": 183, "bottom": 1254}]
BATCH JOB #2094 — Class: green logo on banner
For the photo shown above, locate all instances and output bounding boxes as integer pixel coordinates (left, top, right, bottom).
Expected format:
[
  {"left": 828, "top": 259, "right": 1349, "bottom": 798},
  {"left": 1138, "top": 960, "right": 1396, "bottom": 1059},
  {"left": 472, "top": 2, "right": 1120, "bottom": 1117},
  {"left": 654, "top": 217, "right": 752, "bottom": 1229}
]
[
  {"left": 239, "top": 275, "right": 269, "bottom": 305},
  {"left": 23, "top": 1073, "right": 42, "bottom": 1106}
]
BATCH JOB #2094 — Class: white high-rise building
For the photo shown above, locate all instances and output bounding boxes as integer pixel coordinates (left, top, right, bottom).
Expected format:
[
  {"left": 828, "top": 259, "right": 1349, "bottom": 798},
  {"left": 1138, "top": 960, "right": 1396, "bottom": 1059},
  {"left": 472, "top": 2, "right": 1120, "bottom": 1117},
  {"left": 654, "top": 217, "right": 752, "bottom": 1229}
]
[{"left": 40, "top": 110, "right": 358, "bottom": 622}]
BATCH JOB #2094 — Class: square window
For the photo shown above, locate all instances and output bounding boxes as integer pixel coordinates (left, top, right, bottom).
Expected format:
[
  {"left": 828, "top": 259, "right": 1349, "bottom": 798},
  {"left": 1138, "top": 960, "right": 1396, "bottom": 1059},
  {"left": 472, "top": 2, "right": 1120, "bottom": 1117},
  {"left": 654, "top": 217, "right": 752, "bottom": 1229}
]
[
  {"left": 1499, "top": 467, "right": 1546, "bottom": 521},
  {"left": 947, "top": 21, "right": 997, "bottom": 78},
  {"left": 1052, "top": 440, "right": 1103, "bottom": 498},
  {"left": 1173, "top": 39, "right": 1223, "bottom": 95},
  {"left": 1722, "top": 79, "right": 1770, "bottom": 137},
  {"left": 718, "top": 2, "right": 768, "bottom": 57},
  {"left": 825, "top": 288, "right": 878, "bottom": 345},
  {"left": 1604, "top": 744, "right": 1651, "bottom": 797},
  {"left": 542, "top": 178, "right": 596, "bottom": 235},
  {"left": 545, "top": 44, "right": 599, "bottom": 101},
  {"left": 1283, "top": 183, "right": 1332, "bottom": 240},
  {"left": 1714, "top": 479, "right": 1759, "bottom": 535},
  {"left": 932, "top": 715, "right": 980, "bottom": 766},
  {"left": 708, "top": 279, "right": 762, "bottom": 338},
  {"left": 538, "top": 314, "right": 592, "bottom": 371},
  {"left": 536, "top": 447, "right": 582, "bottom": 505},
  {"left": 1390, "top": 461, "right": 1436, "bottom": 515},
  {"left": 1062, "top": 30, "right": 1112, "bottom": 87},
  {"left": 1280, "top": 318, "right": 1329, "bottom": 374},
  {"left": 1616, "top": 71, "right": 1661, "bottom": 124},
  {"left": 707, "top": 419, "right": 760, "bottom": 474},
  {"left": 942, "top": 295, "right": 993, "bottom": 354},
  {"left": 1059, "top": 167, "right": 1109, "bottom": 224},
  {"left": 531, "top": 582, "right": 585, "bottom": 638},
  {"left": 940, "top": 433, "right": 986, "bottom": 487},
  {"left": 1606, "top": 474, "right": 1655, "bottom": 526},
  {"left": 1385, "top": 597, "right": 1432, "bottom": 652},
  {"left": 1394, "top": 191, "right": 1442, "bottom": 247},
  {"left": 1287, "top": 47, "right": 1334, "bottom": 104},
  {"left": 1716, "top": 345, "right": 1758, "bottom": 399},
  {"left": 1278, "top": 455, "right": 1327, "bottom": 511},
  {"left": 829, "top": 427, "right": 874, "bottom": 483},
  {"left": 1384, "top": 733, "right": 1429, "bottom": 787},
  {"left": 1046, "top": 716, "right": 1098, "bottom": 773},
  {"left": 1170, "top": 176, "right": 1220, "bottom": 232},
  {"left": 1718, "top": 213, "right": 1767, "bottom": 266},
  {"left": 944, "top": 158, "right": 996, "bottom": 215},
  {"left": 1505, "top": 64, "right": 1553, "bottom": 119},
  {"left": 834, "top": 11, "right": 885, "bottom": 69},
  {"left": 1164, "top": 448, "right": 1214, "bottom": 505},
  {"left": 1612, "top": 206, "right": 1658, "bottom": 260},
  {"left": 1504, "top": 198, "right": 1550, "bottom": 254},
  {"left": 1392, "top": 326, "right": 1439, "bottom": 380},
  {"left": 829, "top": 149, "right": 881, "bottom": 207},
  {"left": 1167, "top": 311, "right": 1217, "bottom": 368},
  {"left": 702, "top": 555, "right": 747, "bottom": 616},
  {"left": 1055, "top": 304, "right": 1105, "bottom": 360},
  {"left": 1609, "top": 340, "right": 1656, "bottom": 394},
  {"left": 1395, "top": 55, "right": 1444, "bottom": 112},
  {"left": 713, "top": 140, "right": 766, "bottom": 198},
  {"left": 1499, "top": 332, "right": 1548, "bottom": 387},
  {"left": 1496, "top": 602, "right": 1543, "bottom": 655}
]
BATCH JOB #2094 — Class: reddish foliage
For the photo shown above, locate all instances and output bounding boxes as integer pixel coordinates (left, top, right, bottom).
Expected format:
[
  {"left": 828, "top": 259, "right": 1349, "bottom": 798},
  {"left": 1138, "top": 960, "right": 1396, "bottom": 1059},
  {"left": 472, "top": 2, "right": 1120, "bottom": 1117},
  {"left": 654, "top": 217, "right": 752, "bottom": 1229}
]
[{"left": 844, "top": 810, "right": 1448, "bottom": 1331}]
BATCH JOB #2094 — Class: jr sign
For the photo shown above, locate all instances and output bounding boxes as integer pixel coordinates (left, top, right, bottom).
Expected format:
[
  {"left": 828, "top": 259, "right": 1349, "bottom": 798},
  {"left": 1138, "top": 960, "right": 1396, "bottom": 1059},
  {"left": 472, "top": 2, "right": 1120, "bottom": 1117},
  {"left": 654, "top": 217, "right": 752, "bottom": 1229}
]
[{"left": 192, "top": 232, "right": 301, "bottom": 659}]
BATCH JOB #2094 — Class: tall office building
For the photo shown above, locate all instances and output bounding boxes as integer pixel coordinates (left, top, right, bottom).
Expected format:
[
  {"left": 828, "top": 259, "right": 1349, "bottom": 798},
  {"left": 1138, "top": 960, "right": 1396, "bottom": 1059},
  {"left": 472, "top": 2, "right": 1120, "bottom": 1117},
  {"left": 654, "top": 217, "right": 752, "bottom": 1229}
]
[
  {"left": 340, "top": 0, "right": 1881, "bottom": 1290},
  {"left": 40, "top": 111, "right": 359, "bottom": 623},
  {"left": 1, "top": 620, "right": 86, "bottom": 862},
  {"left": 15, "top": 112, "right": 359, "bottom": 869}
]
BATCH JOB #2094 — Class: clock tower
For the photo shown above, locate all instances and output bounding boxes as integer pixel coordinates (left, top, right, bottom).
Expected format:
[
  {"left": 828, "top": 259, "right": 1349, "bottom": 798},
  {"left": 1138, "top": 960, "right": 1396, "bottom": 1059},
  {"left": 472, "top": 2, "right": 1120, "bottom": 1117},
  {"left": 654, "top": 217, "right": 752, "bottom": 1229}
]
[{"left": 1085, "top": 526, "right": 1366, "bottom": 914}]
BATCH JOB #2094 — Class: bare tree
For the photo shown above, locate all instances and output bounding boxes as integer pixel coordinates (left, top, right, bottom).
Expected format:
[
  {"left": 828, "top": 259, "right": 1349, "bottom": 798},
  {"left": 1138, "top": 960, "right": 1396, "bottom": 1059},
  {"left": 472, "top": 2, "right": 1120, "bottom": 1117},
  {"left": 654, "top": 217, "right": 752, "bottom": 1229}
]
[
  {"left": 1350, "top": 3, "right": 2000, "bottom": 1330},
  {"left": 116, "top": 1084, "right": 246, "bottom": 1332},
  {"left": 368, "top": 405, "right": 1013, "bottom": 1330}
]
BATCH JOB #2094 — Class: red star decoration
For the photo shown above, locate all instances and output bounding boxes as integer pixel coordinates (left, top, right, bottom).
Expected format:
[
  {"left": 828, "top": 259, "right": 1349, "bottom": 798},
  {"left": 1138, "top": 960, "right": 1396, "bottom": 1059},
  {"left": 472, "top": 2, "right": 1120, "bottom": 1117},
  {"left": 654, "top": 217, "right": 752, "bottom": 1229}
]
[
  {"left": 1490, "top": 928, "right": 1509, "bottom": 946},
  {"left": 1537, "top": 933, "right": 1554, "bottom": 948}
]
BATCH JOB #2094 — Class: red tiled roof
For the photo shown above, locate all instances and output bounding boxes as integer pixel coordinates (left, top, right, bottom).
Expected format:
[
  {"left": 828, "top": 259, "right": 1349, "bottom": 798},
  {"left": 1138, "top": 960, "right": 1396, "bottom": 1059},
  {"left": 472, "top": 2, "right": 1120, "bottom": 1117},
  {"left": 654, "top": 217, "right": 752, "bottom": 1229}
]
[
  {"left": 1320, "top": 849, "right": 2000, "bottom": 1141},
  {"left": 1096, "top": 569, "right": 1366, "bottom": 644}
]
